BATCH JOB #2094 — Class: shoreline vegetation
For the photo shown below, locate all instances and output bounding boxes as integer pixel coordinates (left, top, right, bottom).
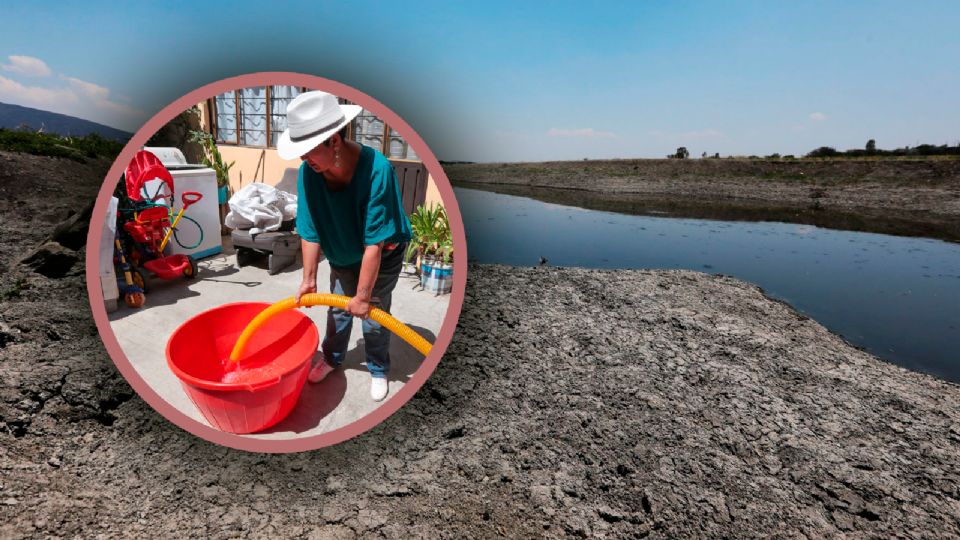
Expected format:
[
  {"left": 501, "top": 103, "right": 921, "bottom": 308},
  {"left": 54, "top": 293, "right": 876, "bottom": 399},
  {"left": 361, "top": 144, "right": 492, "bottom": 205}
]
[{"left": 446, "top": 157, "right": 960, "bottom": 243}]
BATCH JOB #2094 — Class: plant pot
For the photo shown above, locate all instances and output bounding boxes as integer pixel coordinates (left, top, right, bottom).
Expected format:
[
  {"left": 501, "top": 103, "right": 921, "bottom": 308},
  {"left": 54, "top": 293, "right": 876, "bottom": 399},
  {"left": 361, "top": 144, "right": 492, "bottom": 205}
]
[
  {"left": 420, "top": 255, "right": 453, "bottom": 295},
  {"left": 218, "top": 184, "right": 229, "bottom": 204}
]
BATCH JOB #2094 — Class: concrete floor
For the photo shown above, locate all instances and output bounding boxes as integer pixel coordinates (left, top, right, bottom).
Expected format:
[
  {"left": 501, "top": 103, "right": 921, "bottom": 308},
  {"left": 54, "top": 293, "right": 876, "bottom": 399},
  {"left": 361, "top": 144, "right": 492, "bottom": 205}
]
[{"left": 107, "top": 237, "right": 449, "bottom": 441}]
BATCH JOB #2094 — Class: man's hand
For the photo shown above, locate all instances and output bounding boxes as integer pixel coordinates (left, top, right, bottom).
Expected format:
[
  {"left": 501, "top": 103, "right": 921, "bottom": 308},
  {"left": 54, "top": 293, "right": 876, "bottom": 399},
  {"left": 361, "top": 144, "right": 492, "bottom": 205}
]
[
  {"left": 346, "top": 296, "right": 371, "bottom": 319},
  {"left": 295, "top": 280, "right": 317, "bottom": 306},
  {"left": 347, "top": 243, "right": 382, "bottom": 320}
]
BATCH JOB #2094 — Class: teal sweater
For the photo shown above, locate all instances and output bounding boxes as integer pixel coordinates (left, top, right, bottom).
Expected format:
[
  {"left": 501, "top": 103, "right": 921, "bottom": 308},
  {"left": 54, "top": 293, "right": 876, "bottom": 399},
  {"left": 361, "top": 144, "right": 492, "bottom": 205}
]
[{"left": 296, "top": 145, "right": 412, "bottom": 269}]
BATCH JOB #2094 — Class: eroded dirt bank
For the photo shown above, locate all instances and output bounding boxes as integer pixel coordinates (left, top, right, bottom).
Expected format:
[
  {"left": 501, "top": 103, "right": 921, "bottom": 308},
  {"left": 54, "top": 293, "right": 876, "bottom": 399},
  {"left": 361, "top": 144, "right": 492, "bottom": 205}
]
[
  {"left": 447, "top": 159, "right": 960, "bottom": 242},
  {"left": 1, "top": 151, "right": 959, "bottom": 537}
]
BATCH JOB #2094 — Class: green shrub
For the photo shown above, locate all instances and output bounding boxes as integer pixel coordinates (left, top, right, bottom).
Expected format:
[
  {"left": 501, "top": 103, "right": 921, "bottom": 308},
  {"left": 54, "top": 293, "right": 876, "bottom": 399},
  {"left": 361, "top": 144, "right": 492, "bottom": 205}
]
[
  {"left": 806, "top": 146, "right": 840, "bottom": 158},
  {"left": 0, "top": 128, "right": 124, "bottom": 161}
]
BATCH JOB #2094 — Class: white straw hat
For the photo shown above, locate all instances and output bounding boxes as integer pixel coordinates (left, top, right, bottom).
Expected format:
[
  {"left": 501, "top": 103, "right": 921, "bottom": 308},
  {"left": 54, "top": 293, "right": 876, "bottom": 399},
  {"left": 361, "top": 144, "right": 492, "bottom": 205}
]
[{"left": 276, "top": 91, "right": 362, "bottom": 160}]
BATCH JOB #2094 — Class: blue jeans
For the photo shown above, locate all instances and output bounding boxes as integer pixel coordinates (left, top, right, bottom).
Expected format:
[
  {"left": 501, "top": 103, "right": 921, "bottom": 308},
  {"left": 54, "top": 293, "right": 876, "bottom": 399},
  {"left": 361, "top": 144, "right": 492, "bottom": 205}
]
[{"left": 322, "top": 245, "right": 404, "bottom": 378}]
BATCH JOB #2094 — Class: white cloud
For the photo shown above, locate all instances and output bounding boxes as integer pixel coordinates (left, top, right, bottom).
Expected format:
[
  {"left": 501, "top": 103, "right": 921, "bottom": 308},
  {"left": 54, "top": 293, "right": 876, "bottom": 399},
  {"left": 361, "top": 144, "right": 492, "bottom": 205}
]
[
  {"left": 1, "top": 55, "right": 52, "bottom": 77},
  {"left": 0, "top": 72, "right": 146, "bottom": 131},
  {"left": 0, "top": 54, "right": 148, "bottom": 130},
  {"left": 62, "top": 75, "right": 111, "bottom": 101},
  {"left": 809, "top": 112, "right": 827, "bottom": 122},
  {"left": 547, "top": 127, "right": 616, "bottom": 138},
  {"left": 0, "top": 75, "right": 76, "bottom": 108}
]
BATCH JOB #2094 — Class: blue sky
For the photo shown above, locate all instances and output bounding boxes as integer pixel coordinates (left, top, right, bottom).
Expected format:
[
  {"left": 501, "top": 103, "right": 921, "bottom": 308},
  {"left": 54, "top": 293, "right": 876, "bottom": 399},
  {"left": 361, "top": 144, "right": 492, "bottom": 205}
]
[{"left": 1, "top": 1, "right": 957, "bottom": 162}]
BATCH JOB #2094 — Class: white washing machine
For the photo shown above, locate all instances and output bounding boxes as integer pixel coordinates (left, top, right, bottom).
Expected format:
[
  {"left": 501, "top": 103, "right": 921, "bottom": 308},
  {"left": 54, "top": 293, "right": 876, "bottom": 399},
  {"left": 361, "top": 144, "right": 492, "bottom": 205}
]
[{"left": 143, "top": 147, "right": 222, "bottom": 260}]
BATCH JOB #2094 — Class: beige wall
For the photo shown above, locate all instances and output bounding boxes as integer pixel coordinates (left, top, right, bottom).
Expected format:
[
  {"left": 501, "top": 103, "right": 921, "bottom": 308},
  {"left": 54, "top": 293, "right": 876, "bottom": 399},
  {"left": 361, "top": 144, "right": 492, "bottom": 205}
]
[
  {"left": 424, "top": 174, "right": 443, "bottom": 208},
  {"left": 199, "top": 101, "right": 444, "bottom": 210},
  {"left": 218, "top": 145, "right": 297, "bottom": 192}
]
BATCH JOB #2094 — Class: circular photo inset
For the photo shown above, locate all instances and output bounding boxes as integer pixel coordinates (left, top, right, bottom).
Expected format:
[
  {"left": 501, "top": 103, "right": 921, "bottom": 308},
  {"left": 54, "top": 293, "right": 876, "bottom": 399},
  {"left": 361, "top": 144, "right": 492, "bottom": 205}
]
[{"left": 86, "top": 73, "right": 466, "bottom": 452}]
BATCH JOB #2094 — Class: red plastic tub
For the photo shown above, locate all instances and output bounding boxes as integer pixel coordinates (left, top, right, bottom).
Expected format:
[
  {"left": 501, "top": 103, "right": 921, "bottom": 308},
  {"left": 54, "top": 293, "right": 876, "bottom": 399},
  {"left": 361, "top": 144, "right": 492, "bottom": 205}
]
[{"left": 166, "top": 302, "right": 319, "bottom": 434}]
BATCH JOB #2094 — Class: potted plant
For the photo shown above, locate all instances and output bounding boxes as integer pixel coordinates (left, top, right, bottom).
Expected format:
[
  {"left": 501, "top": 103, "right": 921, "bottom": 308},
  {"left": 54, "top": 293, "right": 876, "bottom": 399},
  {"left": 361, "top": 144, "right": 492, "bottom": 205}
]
[
  {"left": 189, "top": 131, "right": 236, "bottom": 233},
  {"left": 188, "top": 130, "right": 235, "bottom": 203},
  {"left": 405, "top": 203, "right": 454, "bottom": 295}
]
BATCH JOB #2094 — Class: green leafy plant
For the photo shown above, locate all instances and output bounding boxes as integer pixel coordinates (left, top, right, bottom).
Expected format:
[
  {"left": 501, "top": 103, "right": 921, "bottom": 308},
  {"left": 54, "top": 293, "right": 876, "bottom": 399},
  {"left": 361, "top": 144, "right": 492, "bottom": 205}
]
[
  {"left": 405, "top": 203, "right": 453, "bottom": 266},
  {"left": 2, "top": 277, "right": 30, "bottom": 300},
  {"left": 189, "top": 130, "right": 235, "bottom": 188},
  {"left": 0, "top": 128, "right": 124, "bottom": 162}
]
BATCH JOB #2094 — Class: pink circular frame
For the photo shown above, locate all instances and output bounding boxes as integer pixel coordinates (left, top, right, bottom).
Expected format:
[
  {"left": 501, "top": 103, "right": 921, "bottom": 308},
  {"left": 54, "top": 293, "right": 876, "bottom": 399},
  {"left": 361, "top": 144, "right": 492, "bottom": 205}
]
[{"left": 85, "top": 73, "right": 467, "bottom": 453}]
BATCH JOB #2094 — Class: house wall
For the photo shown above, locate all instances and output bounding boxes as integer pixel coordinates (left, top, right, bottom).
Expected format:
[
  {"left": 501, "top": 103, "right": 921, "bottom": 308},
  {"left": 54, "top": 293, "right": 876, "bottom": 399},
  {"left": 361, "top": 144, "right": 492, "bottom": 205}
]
[
  {"left": 424, "top": 174, "right": 442, "bottom": 208},
  {"left": 217, "top": 145, "right": 297, "bottom": 191},
  {"left": 199, "top": 101, "right": 444, "bottom": 210}
]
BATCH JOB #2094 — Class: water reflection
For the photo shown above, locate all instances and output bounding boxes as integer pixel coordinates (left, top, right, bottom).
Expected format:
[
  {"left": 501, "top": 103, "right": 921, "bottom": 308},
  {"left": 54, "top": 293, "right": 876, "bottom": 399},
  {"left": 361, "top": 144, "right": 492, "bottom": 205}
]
[{"left": 457, "top": 188, "right": 960, "bottom": 382}]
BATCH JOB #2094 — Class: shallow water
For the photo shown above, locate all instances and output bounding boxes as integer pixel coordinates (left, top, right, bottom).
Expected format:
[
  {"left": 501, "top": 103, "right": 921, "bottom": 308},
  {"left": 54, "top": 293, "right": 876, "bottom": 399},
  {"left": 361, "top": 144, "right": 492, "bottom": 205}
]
[
  {"left": 456, "top": 187, "right": 960, "bottom": 382},
  {"left": 218, "top": 360, "right": 284, "bottom": 384}
]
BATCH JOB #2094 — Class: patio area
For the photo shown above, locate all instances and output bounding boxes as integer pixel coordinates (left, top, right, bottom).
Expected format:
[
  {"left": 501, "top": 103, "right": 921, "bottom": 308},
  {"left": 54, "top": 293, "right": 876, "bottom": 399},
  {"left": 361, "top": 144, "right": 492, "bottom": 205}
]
[{"left": 107, "top": 237, "right": 450, "bottom": 440}]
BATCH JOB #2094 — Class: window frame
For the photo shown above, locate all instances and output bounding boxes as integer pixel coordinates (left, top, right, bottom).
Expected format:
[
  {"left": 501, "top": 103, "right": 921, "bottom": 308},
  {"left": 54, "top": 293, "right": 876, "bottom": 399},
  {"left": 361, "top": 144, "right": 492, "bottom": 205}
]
[
  {"left": 208, "top": 86, "right": 307, "bottom": 149},
  {"left": 207, "top": 89, "right": 420, "bottom": 162},
  {"left": 348, "top": 104, "right": 420, "bottom": 161}
]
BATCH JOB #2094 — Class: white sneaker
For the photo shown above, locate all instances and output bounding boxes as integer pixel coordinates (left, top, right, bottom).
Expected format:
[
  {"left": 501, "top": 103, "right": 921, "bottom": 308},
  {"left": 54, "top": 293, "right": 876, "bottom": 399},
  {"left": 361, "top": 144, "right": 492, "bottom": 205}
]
[
  {"left": 308, "top": 361, "right": 335, "bottom": 383},
  {"left": 370, "top": 377, "right": 389, "bottom": 401}
]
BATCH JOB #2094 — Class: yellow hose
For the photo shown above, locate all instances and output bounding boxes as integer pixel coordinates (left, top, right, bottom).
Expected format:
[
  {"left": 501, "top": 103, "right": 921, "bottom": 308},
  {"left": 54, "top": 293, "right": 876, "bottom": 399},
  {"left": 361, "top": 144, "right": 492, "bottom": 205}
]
[{"left": 227, "top": 293, "right": 432, "bottom": 364}]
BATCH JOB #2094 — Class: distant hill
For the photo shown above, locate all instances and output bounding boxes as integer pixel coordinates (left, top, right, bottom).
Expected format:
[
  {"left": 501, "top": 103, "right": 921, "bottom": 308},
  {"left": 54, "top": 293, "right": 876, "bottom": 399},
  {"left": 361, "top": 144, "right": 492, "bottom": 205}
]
[{"left": 0, "top": 102, "right": 131, "bottom": 141}]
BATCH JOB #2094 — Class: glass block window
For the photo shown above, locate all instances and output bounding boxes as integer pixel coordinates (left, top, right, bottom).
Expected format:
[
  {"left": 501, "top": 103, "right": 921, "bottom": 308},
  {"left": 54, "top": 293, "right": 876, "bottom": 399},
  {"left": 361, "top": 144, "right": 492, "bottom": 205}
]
[
  {"left": 211, "top": 88, "right": 420, "bottom": 163},
  {"left": 352, "top": 110, "right": 385, "bottom": 151},
  {"left": 388, "top": 127, "right": 418, "bottom": 160},
  {"left": 269, "top": 85, "right": 301, "bottom": 147},
  {"left": 212, "top": 86, "right": 298, "bottom": 148},
  {"left": 214, "top": 91, "right": 237, "bottom": 144},
  {"left": 238, "top": 86, "right": 267, "bottom": 146}
]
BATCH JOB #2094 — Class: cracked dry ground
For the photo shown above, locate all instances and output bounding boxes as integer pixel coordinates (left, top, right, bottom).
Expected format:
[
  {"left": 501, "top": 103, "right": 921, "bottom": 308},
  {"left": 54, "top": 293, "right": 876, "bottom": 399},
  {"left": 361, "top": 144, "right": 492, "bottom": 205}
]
[{"left": 2, "top": 152, "right": 960, "bottom": 538}]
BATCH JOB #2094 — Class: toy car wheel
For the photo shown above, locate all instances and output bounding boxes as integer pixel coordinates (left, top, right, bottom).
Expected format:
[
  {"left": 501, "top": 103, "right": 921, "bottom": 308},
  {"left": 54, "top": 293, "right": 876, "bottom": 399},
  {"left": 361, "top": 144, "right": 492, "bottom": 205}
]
[
  {"left": 124, "top": 291, "right": 145, "bottom": 308},
  {"left": 184, "top": 257, "right": 198, "bottom": 279},
  {"left": 131, "top": 269, "right": 148, "bottom": 293}
]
